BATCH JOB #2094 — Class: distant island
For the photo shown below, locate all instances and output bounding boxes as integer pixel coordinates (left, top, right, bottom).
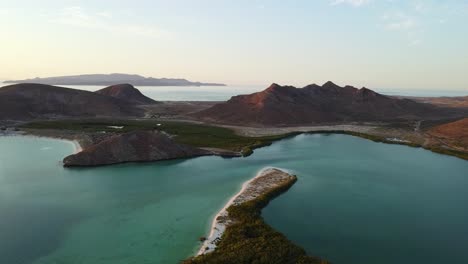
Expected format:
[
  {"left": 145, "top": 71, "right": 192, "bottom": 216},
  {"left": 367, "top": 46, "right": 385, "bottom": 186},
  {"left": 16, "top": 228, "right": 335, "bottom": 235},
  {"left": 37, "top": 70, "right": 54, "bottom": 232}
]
[{"left": 3, "top": 73, "right": 226, "bottom": 87}]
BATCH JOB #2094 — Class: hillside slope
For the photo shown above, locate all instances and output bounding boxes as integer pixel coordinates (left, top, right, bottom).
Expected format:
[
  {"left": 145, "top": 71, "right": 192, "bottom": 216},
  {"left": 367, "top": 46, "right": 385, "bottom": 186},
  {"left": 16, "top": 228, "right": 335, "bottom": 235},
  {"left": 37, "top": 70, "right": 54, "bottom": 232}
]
[
  {"left": 428, "top": 118, "right": 468, "bottom": 150},
  {"left": 95, "top": 84, "right": 157, "bottom": 105},
  {"left": 0, "top": 83, "right": 143, "bottom": 120},
  {"left": 195, "top": 82, "right": 463, "bottom": 126},
  {"left": 63, "top": 130, "right": 210, "bottom": 166}
]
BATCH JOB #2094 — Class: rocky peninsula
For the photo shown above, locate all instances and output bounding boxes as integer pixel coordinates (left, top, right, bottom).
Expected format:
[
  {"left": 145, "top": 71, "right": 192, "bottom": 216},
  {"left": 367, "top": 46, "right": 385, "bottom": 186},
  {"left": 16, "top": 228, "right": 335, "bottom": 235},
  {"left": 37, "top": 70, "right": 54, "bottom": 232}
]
[{"left": 63, "top": 130, "right": 211, "bottom": 167}]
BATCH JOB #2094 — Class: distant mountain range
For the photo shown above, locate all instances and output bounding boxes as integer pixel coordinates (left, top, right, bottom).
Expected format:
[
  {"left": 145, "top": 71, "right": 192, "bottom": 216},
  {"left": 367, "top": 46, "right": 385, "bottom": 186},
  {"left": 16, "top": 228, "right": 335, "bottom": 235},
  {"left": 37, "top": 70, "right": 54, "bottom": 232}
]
[
  {"left": 194, "top": 82, "right": 467, "bottom": 126},
  {"left": 4, "top": 73, "right": 225, "bottom": 87}
]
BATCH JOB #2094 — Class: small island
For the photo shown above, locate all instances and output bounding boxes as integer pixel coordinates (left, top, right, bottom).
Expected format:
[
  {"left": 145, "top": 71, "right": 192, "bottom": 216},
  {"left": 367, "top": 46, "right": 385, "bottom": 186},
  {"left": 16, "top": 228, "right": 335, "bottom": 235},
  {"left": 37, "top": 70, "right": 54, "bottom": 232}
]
[{"left": 184, "top": 168, "right": 328, "bottom": 264}]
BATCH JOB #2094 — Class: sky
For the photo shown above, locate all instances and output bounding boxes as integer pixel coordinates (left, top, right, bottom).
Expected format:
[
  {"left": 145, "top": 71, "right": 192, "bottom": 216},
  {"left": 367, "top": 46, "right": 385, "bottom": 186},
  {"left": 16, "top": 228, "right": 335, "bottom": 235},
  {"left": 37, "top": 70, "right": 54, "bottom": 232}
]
[{"left": 0, "top": 0, "right": 467, "bottom": 89}]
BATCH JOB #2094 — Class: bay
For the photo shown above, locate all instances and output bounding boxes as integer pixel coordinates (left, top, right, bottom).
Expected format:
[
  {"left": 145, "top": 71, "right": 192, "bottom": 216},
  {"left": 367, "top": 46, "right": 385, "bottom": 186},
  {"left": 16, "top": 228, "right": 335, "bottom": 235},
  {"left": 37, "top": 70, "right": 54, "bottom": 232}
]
[{"left": 1, "top": 134, "right": 467, "bottom": 264}]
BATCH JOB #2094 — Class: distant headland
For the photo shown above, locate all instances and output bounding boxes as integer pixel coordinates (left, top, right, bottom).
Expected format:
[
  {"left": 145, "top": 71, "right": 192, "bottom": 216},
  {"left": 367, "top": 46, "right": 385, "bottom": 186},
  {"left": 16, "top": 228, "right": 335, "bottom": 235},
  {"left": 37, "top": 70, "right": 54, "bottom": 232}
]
[{"left": 3, "top": 73, "right": 226, "bottom": 87}]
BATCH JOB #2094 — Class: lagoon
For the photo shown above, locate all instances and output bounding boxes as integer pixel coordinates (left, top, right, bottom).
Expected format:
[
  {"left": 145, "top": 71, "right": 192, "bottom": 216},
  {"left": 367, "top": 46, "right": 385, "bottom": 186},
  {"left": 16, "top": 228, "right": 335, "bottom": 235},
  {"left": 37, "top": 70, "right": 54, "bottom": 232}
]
[{"left": 0, "top": 134, "right": 467, "bottom": 264}]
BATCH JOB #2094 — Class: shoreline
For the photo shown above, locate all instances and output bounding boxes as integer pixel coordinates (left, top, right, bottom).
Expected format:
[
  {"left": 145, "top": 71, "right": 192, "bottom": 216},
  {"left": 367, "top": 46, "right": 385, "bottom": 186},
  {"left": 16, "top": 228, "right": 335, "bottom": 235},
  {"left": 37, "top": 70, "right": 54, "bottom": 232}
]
[
  {"left": 5, "top": 126, "right": 467, "bottom": 163},
  {"left": 70, "top": 140, "right": 83, "bottom": 153},
  {"left": 0, "top": 133, "right": 83, "bottom": 154},
  {"left": 185, "top": 167, "right": 326, "bottom": 263},
  {"left": 197, "top": 167, "right": 290, "bottom": 255}
]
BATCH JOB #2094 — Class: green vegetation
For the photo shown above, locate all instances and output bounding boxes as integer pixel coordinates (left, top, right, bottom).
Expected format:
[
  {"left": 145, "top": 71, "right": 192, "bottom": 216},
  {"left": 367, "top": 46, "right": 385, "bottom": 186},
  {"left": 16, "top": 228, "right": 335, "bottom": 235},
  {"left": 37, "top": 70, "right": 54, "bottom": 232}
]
[
  {"left": 309, "top": 131, "right": 468, "bottom": 161},
  {"left": 21, "top": 119, "right": 295, "bottom": 156},
  {"left": 22, "top": 120, "right": 468, "bottom": 160},
  {"left": 304, "top": 130, "right": 420, "bottom": 147},
  {"left": 184, "top": 176, "right": 328, "bottom": 264},
  {"left": 342, "top": 131, "right": 468, "bottom": 160},
  {"left": 427, "top": 147, "right": 468, "bottom": 160}
]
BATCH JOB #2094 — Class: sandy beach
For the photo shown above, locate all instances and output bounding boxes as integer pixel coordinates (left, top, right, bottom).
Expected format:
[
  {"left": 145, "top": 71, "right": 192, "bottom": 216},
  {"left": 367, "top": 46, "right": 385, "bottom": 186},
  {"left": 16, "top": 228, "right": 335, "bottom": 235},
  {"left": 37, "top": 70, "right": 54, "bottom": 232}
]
[
  {"left": 71, "top": 140, "right": 83, "bottom": 153},
  {"left": 0, "top": 132, "right": 83, "bottom": 154},
  {"left": 197, "top": 167, "right": 293, "bottom": 255}
]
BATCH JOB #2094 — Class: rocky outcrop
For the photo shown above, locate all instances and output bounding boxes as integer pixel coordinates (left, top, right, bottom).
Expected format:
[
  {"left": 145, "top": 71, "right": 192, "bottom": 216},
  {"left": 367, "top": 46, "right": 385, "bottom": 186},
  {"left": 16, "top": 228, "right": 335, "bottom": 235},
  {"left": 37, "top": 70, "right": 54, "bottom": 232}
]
[
  {"left": 63, "top": 130, "right": 210, "bottom": 166},
  {"left": 0, "top": 83, "right": 144, "bottom": 120},
  {"left": 95, "top": 84, "right": 157, "bottom": 105},
  {"left": 194, "top": 82, "right": 465, "bottom": 126},
  {"left": 428, "top": 118, "right": 468, "bottom": 150}
]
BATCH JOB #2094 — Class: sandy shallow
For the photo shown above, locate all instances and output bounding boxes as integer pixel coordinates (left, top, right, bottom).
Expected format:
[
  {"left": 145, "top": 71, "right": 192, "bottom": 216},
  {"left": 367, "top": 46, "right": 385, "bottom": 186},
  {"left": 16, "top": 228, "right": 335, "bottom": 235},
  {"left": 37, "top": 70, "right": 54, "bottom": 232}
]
[{"left": 0, "top": 132, "right": 83, "bottom": 154}]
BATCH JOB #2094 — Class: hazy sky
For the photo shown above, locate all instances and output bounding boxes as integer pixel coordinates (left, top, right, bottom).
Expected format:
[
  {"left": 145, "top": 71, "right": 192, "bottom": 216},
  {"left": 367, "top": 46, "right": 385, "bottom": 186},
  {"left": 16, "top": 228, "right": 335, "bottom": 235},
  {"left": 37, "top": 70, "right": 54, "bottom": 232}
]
[{"left": 1, "top": 0, "right": 467, "bottom": 89}]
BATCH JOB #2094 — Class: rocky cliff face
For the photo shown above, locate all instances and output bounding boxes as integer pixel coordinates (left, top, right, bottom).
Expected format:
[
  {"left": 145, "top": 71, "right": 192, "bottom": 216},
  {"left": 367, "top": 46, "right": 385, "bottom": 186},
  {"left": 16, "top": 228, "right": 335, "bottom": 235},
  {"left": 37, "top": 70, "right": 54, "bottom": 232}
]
[
  {"left": 63, "top": 131, "right": 210, "bottom": 166},
  {"left": 194, "top": 82, "right": 462, "bottom": 126},
  {"left": 95, "top": 84, "right": 157, "bottom": 105},
  {"left": 0, "top": 83, "right": 144, "bottom": 120}
]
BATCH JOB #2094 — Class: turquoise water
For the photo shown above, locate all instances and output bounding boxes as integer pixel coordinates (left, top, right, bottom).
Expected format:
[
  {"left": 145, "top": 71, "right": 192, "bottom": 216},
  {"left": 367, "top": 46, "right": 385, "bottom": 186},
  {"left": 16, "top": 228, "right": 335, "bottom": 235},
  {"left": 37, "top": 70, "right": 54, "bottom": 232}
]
[{"left": 0, "top": 134, "right": 467, "bottom": 264}]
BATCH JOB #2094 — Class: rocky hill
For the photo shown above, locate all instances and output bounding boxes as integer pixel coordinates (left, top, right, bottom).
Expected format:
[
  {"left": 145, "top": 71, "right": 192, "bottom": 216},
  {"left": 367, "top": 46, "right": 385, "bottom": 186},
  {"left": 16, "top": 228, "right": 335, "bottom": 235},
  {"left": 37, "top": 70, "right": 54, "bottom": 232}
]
[
  {"left": 4, "top": 73, "right": 225, "bottom": 86},
  {"left": 95, "top": 84, "right": 157, "bottom": 105},
  {"left": 194, "top": 82, "right": 464, "bottom": 126},
  {"left": 63, "top": 131, "right": 210, "bottom": 166},
  {"left": 0, "top": 83, "right": 144, "bottom": 120},
  {"left": 428, "top": 118, "right": 468, "bottom": 150}
]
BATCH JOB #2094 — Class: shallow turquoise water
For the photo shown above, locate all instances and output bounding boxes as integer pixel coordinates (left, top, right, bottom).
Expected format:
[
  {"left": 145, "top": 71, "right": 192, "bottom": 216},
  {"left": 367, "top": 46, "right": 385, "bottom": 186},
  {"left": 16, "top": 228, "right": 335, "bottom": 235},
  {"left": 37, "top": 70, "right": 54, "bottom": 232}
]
[{"left": 0, "top": 134, "right": 467, "bottom": 264}]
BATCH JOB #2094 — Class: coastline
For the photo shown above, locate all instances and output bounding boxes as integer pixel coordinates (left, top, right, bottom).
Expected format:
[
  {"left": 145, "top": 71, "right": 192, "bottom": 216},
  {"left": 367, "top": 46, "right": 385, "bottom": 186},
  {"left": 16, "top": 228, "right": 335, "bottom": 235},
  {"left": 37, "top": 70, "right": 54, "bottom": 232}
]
[
  {"left": 30, "top": 135, "right": 83, "bottom": 154},
  {"left": 0, "top": 132, "right": 83, "bottom": 154},
  {"left": 186, "top": 167, "right": 326, "bottom": 263},
  {"left": 71, "top": 140, "right": 83, "bottom": 153},
  {"left": 197, "top": 167, "right": 291, "bottom": 255}
]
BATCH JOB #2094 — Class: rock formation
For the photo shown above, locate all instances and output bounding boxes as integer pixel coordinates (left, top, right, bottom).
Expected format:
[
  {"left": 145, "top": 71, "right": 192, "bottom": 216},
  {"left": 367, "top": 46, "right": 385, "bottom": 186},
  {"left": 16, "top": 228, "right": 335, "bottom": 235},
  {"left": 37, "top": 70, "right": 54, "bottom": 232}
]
[
  {"left": 63, "top": 130, "right": 210, "bottom": 166},
  {"left": 0, "top": 83, "right": 143, "bottom": 120},
  {"left": 194, "top": 82, "right": 464, "bottom": 126},
  {"left": 95, "top": 84, "right": 157, "bottom": 105}
]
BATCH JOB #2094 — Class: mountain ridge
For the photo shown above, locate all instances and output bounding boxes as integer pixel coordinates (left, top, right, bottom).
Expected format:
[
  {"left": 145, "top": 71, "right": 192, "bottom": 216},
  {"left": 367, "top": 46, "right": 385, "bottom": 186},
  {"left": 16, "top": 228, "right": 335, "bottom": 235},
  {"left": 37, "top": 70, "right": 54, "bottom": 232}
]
[
  {"left": 194, "top": 82, "right": 466, "bottom": 126},
  {"left": 0, "top": 83, "right": 144, "bottom": 120}
]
